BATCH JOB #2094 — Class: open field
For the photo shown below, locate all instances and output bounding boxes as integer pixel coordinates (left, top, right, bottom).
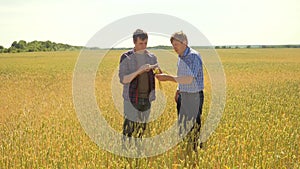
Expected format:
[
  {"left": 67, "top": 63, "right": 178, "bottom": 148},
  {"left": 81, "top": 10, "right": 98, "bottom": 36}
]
[{"left": 0, "top": 48, "right": 299, "bottom": 168}]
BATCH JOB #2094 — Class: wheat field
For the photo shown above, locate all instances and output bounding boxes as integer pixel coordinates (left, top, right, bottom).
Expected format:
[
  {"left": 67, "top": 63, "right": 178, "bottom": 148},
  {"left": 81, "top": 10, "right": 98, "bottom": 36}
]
[{"left": 0, "top": 48, "right": 299, "bottom": 168}]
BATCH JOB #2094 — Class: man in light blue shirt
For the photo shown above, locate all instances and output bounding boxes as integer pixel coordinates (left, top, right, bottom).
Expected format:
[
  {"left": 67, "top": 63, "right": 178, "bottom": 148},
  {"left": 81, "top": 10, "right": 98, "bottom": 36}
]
[{"left": 156, "top": 31, "right": 204, "bottom": 151}]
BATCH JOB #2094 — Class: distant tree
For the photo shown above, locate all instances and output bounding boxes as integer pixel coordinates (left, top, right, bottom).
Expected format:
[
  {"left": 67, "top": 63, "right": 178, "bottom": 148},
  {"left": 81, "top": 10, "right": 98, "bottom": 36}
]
[
  {"left": 11, "top": 41, "right": 18, "bottom": 48},
  {"left": 18, "top": 40, "right": 27, "bottom": 49},
  {"left": 246, "top": 45, "right": 251, "bottom": 48}
]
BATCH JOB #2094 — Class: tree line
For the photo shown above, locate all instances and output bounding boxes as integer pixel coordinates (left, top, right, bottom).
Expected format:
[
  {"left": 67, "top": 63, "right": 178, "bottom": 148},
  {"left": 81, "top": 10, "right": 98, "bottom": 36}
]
[
  {"left": 0, "top": 40, "right": 84, "bottom": 53},
  {"left": 215, "top": 45, "right": 300, "bottom": 49},
  {"left": 1, "top": 40, "right": 299, "bottom": 53}
]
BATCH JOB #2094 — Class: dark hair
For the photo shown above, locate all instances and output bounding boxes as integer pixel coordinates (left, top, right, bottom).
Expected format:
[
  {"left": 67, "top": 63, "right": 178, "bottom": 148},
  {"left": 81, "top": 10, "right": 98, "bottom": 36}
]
[
  {"left": 170, "top": 31, "right": 188, "bottom": 44},
  {"left": 133, "top": 29, "right": 148, "bottom": 43}
]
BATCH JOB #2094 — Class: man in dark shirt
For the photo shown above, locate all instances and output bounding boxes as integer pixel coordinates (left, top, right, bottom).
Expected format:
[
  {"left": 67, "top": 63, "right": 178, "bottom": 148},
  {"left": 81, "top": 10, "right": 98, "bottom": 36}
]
[{"left": 118, "top": 29, "right": 160, "bottom": 145}]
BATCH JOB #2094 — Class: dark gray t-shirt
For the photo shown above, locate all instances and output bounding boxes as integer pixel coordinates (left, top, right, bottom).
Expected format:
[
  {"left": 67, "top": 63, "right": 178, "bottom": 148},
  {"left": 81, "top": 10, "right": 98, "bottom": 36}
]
[{"left": 135, "top": 53, "right": 150, "bottom": 98}]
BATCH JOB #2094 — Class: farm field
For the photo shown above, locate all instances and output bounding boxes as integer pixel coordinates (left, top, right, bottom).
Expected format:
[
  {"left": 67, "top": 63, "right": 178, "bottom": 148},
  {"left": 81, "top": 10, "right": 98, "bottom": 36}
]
[{"left": 0, "top": 48, "right": 299, "bottom": 168}]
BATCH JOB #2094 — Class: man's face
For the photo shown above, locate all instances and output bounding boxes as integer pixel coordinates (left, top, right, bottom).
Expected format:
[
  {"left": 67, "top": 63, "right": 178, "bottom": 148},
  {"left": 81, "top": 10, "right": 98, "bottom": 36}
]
[
  {"left": 171, "top": 39, "right": 187, "bottom": 56},
  {"left": 134, "top": 37, "right": 148, "bottom": 52}
]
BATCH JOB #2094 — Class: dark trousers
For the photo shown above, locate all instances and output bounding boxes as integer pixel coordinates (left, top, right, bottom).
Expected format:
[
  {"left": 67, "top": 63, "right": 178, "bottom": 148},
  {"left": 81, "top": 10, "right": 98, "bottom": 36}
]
[
  {"left": 177, "top": 91, "right": 204, "bottom": 150},
  {"left": 122, "top": 98, "right": 150, "bottom": 139}
]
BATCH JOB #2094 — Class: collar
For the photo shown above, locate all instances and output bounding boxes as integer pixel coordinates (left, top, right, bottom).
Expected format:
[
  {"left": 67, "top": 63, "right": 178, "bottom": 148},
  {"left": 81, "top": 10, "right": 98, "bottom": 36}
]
[
  {"left": 179, "top": 47, "right": 190, "bottom": 58},
  {"left": 132, "top": 48, "right": 149, "bottom": 54}
]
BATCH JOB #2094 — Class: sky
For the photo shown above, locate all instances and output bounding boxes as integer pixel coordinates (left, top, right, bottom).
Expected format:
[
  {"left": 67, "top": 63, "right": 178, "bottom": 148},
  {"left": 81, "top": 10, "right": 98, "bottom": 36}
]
[{"left": 0, "top": 0, "right": 299, "bottom": 48}]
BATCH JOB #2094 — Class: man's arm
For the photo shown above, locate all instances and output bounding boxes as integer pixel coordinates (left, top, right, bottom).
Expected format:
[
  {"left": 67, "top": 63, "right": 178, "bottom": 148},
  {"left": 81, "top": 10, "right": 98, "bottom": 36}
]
[
  {"left": 175, "top": 76, "right": 193, "bottom": 84},
  {"left": 155, "top": 74, "right": 193, "bottom": 84},
  {"left": 122, "top": 64, "right": 153, "bottom": 84}
]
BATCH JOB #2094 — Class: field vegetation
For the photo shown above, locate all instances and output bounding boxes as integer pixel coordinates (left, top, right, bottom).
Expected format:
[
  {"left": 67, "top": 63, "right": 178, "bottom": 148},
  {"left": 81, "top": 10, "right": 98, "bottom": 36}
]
[{"left": 0, "top": 49, "right": 299, "bottom": 168}]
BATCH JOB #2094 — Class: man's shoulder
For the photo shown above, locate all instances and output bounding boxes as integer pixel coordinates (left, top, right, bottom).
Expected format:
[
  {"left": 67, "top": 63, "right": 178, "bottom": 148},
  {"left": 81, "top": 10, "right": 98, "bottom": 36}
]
[
  {"left": 121, "top": 49, "right": 134, "bottom": 57},
  {"left": 145, "top": 50, "right": 156, "bottom": 57},
  {"left": 188, "top": 48, "right": 202, "bottom": 60},
  {"left": 141, "top": 50, "right": 157, "bottom": 62},
  {"left": 120, "top": 50, "right": 134, "bottom": 62},
  {"left": 188, "top": 48, "right": 199, "bottom": 56},
  {"left": 147, "top": 53, "right": 157, "bottom": 58}
]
